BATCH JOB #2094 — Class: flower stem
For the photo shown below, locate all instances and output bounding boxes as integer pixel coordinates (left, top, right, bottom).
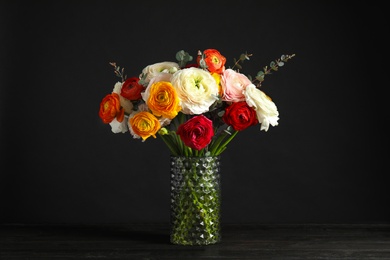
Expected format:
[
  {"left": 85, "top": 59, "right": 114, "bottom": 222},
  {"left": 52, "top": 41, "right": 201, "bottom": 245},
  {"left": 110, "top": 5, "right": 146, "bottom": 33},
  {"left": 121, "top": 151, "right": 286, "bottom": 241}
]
[
  {"left": 215, "top": 130, "right": 239, "bottom": 155},
  {"left": 159, "top": 134, "right": 179, "bottom": 156},
  {"left": 209, "top": 132, "right": 228, "bottom": 156}
]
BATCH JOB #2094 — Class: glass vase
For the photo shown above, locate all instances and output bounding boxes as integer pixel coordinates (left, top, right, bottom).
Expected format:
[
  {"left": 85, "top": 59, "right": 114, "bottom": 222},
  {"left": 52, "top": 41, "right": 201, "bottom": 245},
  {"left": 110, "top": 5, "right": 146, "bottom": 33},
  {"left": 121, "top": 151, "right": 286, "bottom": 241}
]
[{"left": 170, "top": 156, "right": 221, "bottom": 246}]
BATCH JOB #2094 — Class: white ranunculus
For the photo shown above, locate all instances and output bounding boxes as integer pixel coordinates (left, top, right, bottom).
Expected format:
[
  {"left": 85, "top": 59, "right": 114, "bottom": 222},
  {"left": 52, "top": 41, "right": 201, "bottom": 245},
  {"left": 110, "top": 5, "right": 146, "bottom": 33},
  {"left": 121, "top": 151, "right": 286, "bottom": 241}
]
[
  {"left": 137, "top": 103, "right": 149, "bottom": 112},
  {"left": 109, "top": 116, "right": 129, "bottom": 133},
  {"left": 112, "top": 82, "right": 133, "bottom": 114},
  {"left": 139, "top": 62, "right": 179, "bottom": 84},
  {"left": 159, "top": 117, "right": 172, "bottom": 127},
  {"left": 244, "top": 84, "right": 279, "bottom": 132},
  {"left": 171, "top": 67, "right": 219, "bottom": 115}
]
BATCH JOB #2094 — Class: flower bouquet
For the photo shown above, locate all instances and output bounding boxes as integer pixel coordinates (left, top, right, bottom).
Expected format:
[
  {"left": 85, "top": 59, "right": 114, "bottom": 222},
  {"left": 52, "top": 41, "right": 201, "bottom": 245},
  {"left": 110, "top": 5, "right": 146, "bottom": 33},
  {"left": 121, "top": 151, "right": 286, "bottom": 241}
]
[
  {"left": 98, "top": 48, "right": 295, "bottom": 245},
  {"left": 99, "top": 49, "right": 295, "bottom": 156}
]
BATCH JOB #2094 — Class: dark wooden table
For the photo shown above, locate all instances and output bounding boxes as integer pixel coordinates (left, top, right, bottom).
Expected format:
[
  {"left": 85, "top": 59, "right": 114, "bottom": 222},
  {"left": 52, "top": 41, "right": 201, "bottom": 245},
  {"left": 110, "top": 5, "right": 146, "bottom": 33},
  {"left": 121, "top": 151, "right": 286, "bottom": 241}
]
[{"left": 1, "top": 223, "right": 390, "bottom": 259}]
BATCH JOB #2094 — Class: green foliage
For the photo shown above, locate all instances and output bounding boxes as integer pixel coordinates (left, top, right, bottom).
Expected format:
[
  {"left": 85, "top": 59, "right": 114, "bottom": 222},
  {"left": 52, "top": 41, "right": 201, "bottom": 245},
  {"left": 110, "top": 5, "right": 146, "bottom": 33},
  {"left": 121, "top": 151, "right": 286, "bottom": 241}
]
[
  {"left": 176, "top": 50, "right": 193, "bottom": 68},
  {"left": 231, "top": 53, "right": 296, "bottom": 87},
  {"left": 109, "top": 62, "right": 127, "bottom": 82}
]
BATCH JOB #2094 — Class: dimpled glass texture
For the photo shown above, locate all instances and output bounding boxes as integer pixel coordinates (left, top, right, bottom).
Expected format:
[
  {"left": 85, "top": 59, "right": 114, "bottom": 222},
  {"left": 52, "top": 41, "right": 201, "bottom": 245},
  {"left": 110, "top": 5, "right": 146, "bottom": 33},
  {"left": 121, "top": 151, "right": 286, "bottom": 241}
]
[{"left": 170, "top": 156, "right": 221, "bottom": 246}]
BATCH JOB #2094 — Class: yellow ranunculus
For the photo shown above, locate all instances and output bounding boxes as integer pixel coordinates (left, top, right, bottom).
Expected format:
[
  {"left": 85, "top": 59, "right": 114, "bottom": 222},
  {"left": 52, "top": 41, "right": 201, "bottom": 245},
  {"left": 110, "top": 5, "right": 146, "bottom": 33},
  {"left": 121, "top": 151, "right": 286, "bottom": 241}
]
[
  {"left": 146, "top": 81, "right": 181, "bottom": 119},
  {"left": 128, "top": 111, "right": 161, "bottom": 140},
  {"left": 211, "top": 72, "right": 223, "bottom": 97}
]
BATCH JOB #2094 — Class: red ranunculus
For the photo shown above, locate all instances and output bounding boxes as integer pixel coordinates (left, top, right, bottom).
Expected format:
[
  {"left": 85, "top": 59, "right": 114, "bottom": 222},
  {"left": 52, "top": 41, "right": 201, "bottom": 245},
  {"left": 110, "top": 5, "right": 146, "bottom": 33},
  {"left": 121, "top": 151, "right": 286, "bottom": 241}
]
[
  {"left": 99, "top": 93, "right": 125, "bottom": 124},
  {"left": 184, "top": 63, "right": 199, "bottom": 68},
  {"left": 177, "top": 115, "right": 214, "bottom": 150},
  {"left": 222, "top": 101, "right": 258, "bottom": 131},
  {"left": 120, "top": 77, "right": 145, "bottom": 100}
]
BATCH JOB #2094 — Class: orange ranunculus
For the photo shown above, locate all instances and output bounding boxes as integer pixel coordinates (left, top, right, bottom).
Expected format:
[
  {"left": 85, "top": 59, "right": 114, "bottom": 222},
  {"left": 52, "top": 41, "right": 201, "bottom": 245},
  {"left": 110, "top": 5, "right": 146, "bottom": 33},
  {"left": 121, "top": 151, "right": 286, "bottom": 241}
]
[
  {"left": 146, "top": 81, "right": 181, "bottom": 119},
  {"left": 129, "top": 111, "right": 161, "bottom": 140},
  {"left": 99, "top": 93, "right": 125, "bottom": 124},
  {"left": 200, "top": 49, "right": 226, "bottom": 74}
]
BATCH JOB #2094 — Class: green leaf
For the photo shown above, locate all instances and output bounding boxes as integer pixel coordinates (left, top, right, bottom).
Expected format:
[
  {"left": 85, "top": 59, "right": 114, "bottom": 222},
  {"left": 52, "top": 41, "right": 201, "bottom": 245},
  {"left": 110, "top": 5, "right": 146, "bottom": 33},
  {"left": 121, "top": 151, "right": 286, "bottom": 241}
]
[
  {"left": 199, "top": 59, "right": 207, "bottom": 69},
  {"left": 256, "top": 75, "right": 265, "bottom": 82},
  {"left": 240, "top": 53, "right": 247, "bottom": 61},
  {"left": 176, "top": 50, "right": 185, "bottom": 61}
]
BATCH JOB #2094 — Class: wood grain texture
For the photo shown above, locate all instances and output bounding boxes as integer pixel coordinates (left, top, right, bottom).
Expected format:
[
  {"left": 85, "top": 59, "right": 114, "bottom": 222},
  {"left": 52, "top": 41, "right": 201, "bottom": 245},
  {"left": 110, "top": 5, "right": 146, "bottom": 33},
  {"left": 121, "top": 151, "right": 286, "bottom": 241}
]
[{"left": 1, "top": 223, "right": 390, "bottom": 259}]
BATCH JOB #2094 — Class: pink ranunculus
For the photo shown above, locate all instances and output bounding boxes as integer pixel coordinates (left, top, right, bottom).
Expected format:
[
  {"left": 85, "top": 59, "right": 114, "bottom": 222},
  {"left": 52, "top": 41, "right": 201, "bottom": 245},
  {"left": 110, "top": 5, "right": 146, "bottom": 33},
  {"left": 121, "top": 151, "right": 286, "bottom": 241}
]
[
  {"left": 176, "top": 115, "right": 214, "bottom": 150},
  {"left": 221, "top": 69, "right": 252, "bottom": 102}
]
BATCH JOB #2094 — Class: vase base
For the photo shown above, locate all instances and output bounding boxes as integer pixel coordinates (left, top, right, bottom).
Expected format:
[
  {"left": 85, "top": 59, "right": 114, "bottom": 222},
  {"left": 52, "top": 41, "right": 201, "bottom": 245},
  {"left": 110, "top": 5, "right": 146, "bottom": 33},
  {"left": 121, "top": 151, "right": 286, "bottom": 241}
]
[{"left": 170, "top": 238, "right": 221, "bottom": 246}]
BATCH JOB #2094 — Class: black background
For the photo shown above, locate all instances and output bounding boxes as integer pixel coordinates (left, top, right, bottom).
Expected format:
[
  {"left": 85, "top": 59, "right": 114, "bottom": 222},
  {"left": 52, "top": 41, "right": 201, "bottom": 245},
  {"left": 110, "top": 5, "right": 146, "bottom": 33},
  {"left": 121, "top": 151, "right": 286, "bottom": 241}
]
[{"left": 1, "top": 1, "right": 388, "bottom": 224}]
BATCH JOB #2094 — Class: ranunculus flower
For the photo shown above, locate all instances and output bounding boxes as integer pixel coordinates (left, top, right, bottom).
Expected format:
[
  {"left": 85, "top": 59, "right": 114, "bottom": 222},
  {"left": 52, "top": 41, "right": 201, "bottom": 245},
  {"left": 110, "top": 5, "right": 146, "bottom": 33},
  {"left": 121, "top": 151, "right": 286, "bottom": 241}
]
[
  {"left": 128, "top": 111, "right": 161, "bottom": 140},
  {"left": 142, "top": 81, "right": 181, "bottom": 120},
  {"left": 109, "top": 116, "right": 128, "bottom": 133},
  {"left": 211, "top": 72, "right": 223, "bottom": 96},
  {"left": 136, "top": 102, "right": 172, "bottom": 127},
  {"left": 139, "top": 61, "right": 180, "bottom": 84},
  {"left": 171, "top": 67, "right": 219, "bottom": 115},
  {"left": 144, "top": 71, "right": 173, "bottom": 89},
  {"left": 120, "top": 77, "right": 145, "bottom": 100},
  {"left": 99, "top": 93, "right": 125, "bottom": 124},
  {"left": 199, "top": 49, "right": 226, "bottom": 74},
  {"left": 222, "top": 101, "right": 258, "bottom": 131},
  {"left": 176, "top": 115, "right": 214, "bottom": 150},
  {"left": 244, "top": 84, "right": 279, "bottom": 132},
  {"left": 221, "top": 69, "right": 252, "bottom": 102},
  {"left": 112, "top": 82, "right": 133, "bottom": 114}
]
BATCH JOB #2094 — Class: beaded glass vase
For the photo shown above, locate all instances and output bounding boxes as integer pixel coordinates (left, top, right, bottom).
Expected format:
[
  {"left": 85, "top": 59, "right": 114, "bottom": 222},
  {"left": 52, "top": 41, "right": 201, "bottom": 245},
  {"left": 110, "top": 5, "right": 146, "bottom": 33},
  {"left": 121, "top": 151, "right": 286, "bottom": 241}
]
[{"left": 169, "top": 156, "right": 221, "bottom": 245}]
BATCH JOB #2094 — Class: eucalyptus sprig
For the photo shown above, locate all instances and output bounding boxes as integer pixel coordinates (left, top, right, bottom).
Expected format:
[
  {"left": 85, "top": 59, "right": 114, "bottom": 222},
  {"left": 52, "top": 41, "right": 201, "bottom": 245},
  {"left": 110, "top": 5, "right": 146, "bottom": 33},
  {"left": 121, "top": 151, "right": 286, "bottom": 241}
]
[
  {"left": 231, "top": 52, "right": 253, "bottom": 71},
  {"left": 254, "top": 54, "right": 296, "bottom": 87},
  {"left": 230, "top": 53, "right": 296, "bottom": 88},
  {"left": 109, "top": 62, "right": 127, "bottom": 82},
  {"left": 176, "top": 50, "right": 193, "bottom": 68}
]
